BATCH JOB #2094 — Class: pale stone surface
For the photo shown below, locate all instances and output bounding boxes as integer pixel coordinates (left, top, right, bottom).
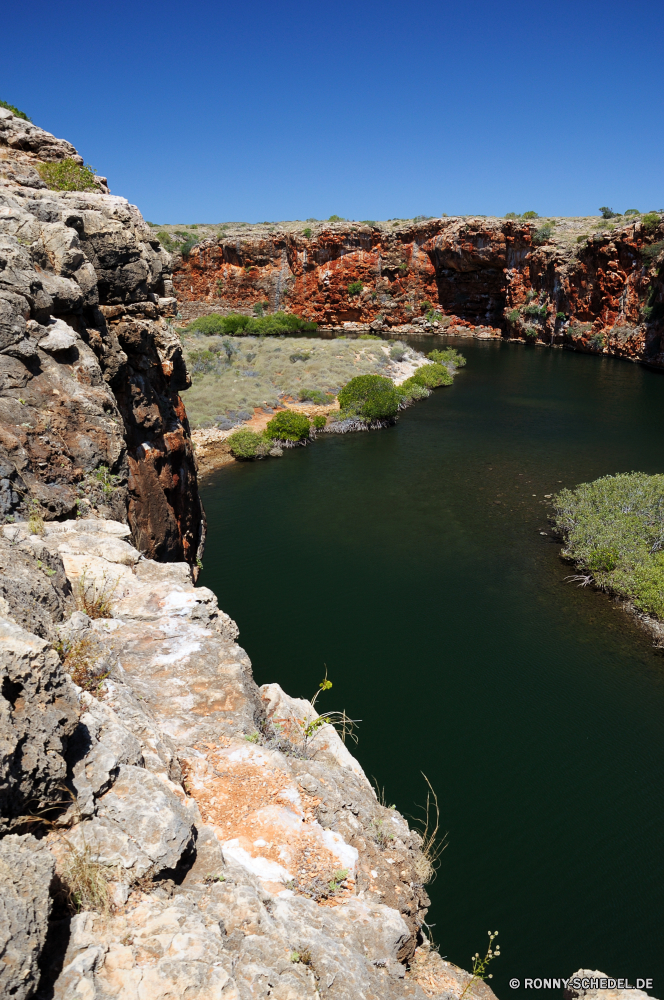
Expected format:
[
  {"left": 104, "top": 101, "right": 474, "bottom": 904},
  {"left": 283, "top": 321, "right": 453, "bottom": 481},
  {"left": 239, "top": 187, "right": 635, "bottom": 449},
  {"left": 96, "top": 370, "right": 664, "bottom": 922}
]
[
  {"left": 0, "top": 834, "right": 54, "bottom": 999},
  {"left": 566, "top": 970, "right": 659, "bottom": 1000}
]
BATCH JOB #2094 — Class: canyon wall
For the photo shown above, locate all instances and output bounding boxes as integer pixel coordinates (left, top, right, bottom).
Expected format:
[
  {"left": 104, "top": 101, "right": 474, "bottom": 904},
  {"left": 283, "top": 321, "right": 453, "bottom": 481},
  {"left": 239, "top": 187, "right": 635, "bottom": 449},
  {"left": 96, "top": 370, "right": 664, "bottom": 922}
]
[
  {"left": 0, "top": 109, "right": 204, "bottom": 567},
  {"left": 173, "top": 215, "right": 664, "bottom": 366}
]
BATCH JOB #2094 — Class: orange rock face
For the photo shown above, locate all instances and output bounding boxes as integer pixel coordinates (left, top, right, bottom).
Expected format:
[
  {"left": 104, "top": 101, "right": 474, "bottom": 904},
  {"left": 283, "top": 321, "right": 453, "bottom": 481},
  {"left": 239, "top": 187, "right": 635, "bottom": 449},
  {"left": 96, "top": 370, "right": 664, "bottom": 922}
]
[{"left": 173, "top": 217, "right": 664, "bottom": 365}]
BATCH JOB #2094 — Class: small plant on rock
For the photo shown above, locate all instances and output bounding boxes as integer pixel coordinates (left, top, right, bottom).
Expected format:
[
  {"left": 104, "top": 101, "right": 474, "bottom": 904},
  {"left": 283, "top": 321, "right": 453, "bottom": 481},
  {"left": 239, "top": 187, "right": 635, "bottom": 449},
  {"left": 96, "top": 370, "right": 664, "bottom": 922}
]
[
  {"left": 460, "top": 932, "right": 501, "bottom": 999},
  {"left": 0, "top": 99, "right": 31, "bottom": 121},
  {"left": 642, "top": 212, "right": 661, "bottom": 233},
  {"left": 38, "top": 159, "right": 98, "bottom": 192},
  {"left": 27, "top": 499, "right": 45, "bottom": 536},
  {"left": 58, "top": 841, "right": 111, "bottom": 914},
  {"left": 347, "top": 281, "right": 364, "bottom": 297},
  {"left": 75, "top": 570, "right": 118, "bottom": 619}
]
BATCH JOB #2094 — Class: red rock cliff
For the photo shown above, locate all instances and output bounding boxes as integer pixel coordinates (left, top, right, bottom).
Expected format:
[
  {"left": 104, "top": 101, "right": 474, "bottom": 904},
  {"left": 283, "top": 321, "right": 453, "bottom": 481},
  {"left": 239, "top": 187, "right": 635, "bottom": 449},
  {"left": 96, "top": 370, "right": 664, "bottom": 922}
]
[{"left": 173, "top": 216, "right": 664, "bottom": 365}]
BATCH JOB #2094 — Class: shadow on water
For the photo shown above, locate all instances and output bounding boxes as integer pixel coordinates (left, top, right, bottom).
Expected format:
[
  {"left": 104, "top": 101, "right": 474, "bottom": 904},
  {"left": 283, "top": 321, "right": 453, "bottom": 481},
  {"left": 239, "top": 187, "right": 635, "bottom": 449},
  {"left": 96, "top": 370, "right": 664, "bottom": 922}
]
[{"left": 199, "top": 338, "right": 664, "bottom": 997}]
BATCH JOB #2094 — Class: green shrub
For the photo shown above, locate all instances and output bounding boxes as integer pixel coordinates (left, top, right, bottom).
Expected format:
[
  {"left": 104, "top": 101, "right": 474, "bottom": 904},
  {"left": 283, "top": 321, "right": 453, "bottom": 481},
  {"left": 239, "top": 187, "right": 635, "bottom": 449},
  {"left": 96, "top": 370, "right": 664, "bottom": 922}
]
[
  {"left": 360, "top": 220, "right": 376, "bottom": 226},
  {"left": 504, "top": 212, "right": 518, "bottom": 219},
  {"left": 188, "top": 348, "right": 221, "bottom": 376},
  {"left": 157, "top": 231, "right": 175, "bottom": 251},
  {"left": 266, "top": 410, "right": 311, "bottom": 441},
  {"left": 302, "top": 228, "right": 312, "bottom": 238},
  {"left": 524, "top": 327, "right": 539, "bottom": 339},
  {"left": 187, "top": 312, "right": 316, "bottom": 337},
  {"left": 556, "top": 311, "right": 566, "bottom": 321},
  {"left": 426, "top": 309, "right": 444, "bottom": 322},
  {"left": 390, "top": 344, "right": 408, "bottom": 362},
  {"left": 328, "top": 215, "right": 346, "bottom": 222},
  {"left": 187, "top": 314, "right": 232, "bottom": 335},
  {"left": 522, "top": 211, "right": 539, "bottom": 219},
  {"left": 347, "top": 281, "right": 364, "bottom": 296},
  {"left": 421, "top": 300, "right": 432, "bottom": 313},
  {"left": 553, "top": 472, "right": 664, "bottom": 619},
  {"left": 507, "top": 309, "right": 520, "bottom": 323},
  {"left": 624, "top": 209, "right": 640, "bottom": 216},
  {"left": 357, "top": 333, "right": 382, "bottom": 339},
  {"left": 298, "top": 388, "right": 334, "bottom": 404},
  {"left": 38, "top": 159, "right": 98, "bottom": 192},
  {"left": 407, "top": 363, "right": 453, "bottom": 388},
  {"left": 523, "top": 302, "right": 547, "bottom": 318},
  {"left": 576, "top": 235, "right": 588, "bottom": 244},
  {"left": 1, "top": 99, "right": 31, "bottom": 121},
  {"left": 532, "top": 224, "right": 553, "bottom": 245},
  {"left": 312, "top": 414, "right": 327, "bottom": 430},
  {"left": 642, "top": 213, "right": 661, "bottom": 233},
  {"left": 180, "top": 236, "right": 199, "bottom": 259},
  {"left": 337, "top": 374, "right": 401, "bottom": 420},
  {"left": 589, "top": 333, "right": 605, "bottom": 350},
  {"left": 399, "top": 381, "right": 430, "bottom": 402},
  {"left": 599, "top": 206, "right": 617, "bottom": 219},
  {"left": 641, "top": 241, "right": 664, "bottom": 267},
  {"left": 427, "top": 348, "right": 466, "bottom": 367},
  {"left": 227, "top": 429, "right": 271, "bottom": 459}
]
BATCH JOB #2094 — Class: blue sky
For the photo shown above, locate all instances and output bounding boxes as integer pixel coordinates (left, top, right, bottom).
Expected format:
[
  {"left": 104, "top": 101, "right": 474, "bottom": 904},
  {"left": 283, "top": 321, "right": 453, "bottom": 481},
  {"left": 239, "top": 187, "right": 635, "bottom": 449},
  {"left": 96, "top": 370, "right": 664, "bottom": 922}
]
[{"left": 3, "top": 0, "right": 663, "bottom": 223}]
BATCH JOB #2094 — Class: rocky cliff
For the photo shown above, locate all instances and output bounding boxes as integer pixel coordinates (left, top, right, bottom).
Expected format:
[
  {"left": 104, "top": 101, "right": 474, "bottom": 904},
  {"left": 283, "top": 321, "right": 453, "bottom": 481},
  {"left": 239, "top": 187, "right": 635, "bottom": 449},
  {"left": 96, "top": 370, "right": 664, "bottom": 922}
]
[
  {"left": 0, "top": 108, "right": 203, "bottom": 568},
  {"left": 0, "top": 517, "right": 476, "bottom": 1000},
  {"left": 172, "top": 215, "right": 664, "bottom": 366}
]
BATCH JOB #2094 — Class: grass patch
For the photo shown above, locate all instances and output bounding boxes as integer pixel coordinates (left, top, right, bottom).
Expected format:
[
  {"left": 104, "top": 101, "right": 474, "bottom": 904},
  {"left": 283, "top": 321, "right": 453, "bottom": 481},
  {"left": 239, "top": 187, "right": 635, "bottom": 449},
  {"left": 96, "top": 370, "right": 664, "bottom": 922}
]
[
  {"left": 57, "top": 841, "right": 112, "bottom": 914},
  {"left": 76, "top": 571, "right": 117, "bottom": 619},
  {"left": 181, "top": 335, "right": 394, "bottom": 428},
  {"left": 56, "top": 634, "right": 110, "bottom": 693},
  {"left": 553, "top": 472, "right": 664, "bottom": 619},
  {"left": 347, "top": 281, "right": 364, "bottom": 296},
  {"left": 38, "top": 159, "right": 98, "bottom": 192}
]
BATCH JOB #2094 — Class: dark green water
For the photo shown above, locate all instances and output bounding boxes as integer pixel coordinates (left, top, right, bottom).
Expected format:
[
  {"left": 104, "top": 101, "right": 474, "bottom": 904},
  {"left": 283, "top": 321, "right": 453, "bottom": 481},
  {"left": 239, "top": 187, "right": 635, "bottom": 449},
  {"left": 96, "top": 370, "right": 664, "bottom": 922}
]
[{"left": 199, "top": 338, "right": 664, "bottom": 996}]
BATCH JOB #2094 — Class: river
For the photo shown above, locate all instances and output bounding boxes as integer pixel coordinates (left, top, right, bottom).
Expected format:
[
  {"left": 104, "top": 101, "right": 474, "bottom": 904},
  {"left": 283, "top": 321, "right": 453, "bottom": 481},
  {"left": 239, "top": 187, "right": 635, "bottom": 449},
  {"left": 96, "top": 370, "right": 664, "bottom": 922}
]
[{"left": 199, "top": 337, "right": 664, "bottom": 996}]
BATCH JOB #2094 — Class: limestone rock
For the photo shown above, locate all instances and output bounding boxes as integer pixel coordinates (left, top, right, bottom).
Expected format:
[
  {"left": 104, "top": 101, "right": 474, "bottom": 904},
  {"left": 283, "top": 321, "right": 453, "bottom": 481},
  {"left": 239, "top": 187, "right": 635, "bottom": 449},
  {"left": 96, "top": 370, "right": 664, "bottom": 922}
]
[
  {"left": 566, "top": 970, "right": 659, "bottom": 1000},
  {"left": 0, "top": 616, "right": 78, "bottom": 833},
  {"left": 0, "top": 833, "right": 55, "bottom": 1000},
  {"left": 0, "top": 110, "right": 204, "bottom": 569}
]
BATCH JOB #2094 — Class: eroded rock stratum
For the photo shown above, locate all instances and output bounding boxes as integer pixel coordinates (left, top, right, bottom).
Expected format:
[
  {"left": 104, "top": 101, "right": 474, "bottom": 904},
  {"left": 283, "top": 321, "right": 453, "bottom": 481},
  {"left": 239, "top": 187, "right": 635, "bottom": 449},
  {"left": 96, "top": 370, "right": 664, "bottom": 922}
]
[
  {"left": 0, "top": 107, "right": 203, "bottom": 567},
  {"left": 173, "top": 215, "right": 664, "bottom": 366}
]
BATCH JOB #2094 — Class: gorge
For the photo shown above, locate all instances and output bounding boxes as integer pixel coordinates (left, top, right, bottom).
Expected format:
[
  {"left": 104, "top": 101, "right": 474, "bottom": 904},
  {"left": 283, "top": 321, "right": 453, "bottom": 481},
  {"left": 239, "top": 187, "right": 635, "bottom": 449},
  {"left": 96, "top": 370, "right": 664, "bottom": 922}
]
[
  {"left": 170, "top": 212, "right": 664, "bottom": 368},
  {"left": 0, "top": 105, "right": 662, "bottom": 1000}
]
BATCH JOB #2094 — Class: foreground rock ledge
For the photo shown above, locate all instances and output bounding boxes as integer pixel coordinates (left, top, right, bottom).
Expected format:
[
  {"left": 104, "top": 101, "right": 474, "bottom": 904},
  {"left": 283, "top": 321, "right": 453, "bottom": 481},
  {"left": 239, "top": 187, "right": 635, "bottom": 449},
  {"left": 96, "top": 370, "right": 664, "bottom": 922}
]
[{"left": 0, "top": 517, "right": 485, "bottom": 1000}]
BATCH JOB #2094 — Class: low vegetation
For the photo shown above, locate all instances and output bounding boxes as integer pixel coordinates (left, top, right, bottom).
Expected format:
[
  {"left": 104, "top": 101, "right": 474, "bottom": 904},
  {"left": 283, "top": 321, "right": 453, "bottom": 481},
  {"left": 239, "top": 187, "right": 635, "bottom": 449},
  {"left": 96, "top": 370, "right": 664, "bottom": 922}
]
[
  {"left": 1, "top": 99, "right": 31, "bottom": 121},
  {"left": 337, "top": 374, "right": 402, "bottom": 421},
  {"left": 38, "top": 159, "right": 98, "bottom": 192},
  {"left": 227, "top": 429, "right": 272, "bottom": 459},
  {"left": 266, "top": 410, "right": 311, "bottom": 442},
  {"left": 553, "top": 472, "right": 664, "bottom": 619},
  {"left": 186, "top": 311, "right": 317, "bottom": 337},
  {"left": 181, "top": 334, "right": 400, "bottom": 427}
]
